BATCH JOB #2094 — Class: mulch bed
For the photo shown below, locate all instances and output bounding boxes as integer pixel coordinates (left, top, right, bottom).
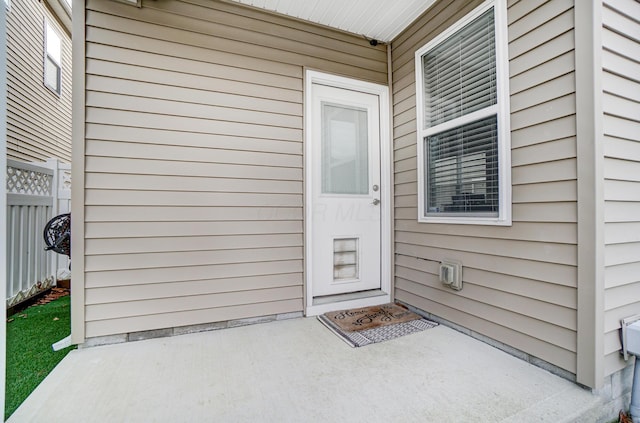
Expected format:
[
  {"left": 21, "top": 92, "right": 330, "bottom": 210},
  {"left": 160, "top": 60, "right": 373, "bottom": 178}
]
[
  {"left": 34, "top": 287, "right": 70, "bottom": 306},
  {"left": 7, "top": 287, "right": 71, "bottom": 320}
]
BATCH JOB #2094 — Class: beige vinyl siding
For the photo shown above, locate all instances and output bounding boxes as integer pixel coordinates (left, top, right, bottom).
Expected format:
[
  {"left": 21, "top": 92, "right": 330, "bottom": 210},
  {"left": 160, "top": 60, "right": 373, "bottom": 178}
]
[
  {"left": 82, "top": 0, "right": 386, "bottom": 338},
  {"left": 392, "top": 0, "right": 579, "bottom": 373},
  {"left": 7, "top": 0, "right": 72, "bottom": 162},
  {"left": 601, "top": 0, "right": 640, "bottom": 377}
]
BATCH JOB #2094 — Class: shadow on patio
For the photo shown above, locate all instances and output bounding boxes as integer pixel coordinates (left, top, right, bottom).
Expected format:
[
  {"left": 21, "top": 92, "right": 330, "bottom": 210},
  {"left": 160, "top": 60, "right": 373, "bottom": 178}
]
[{"left": 8, "top": 317, "right": 603, "bottom": 422}]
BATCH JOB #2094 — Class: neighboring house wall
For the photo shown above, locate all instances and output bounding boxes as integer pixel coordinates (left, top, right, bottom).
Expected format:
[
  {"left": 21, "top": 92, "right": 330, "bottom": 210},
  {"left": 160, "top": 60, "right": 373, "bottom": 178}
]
[
  {"left": 601, "top": 0, "right": 640, "bottom": 378},
  {"left": 391, "top": 0, "right": 579, "bottom": 375},
  {"left": 79, "top": 0, "right": 386, "bottom": 338},
  {"left": 6, "top": 0, "right": 72, "bottom": 162}
]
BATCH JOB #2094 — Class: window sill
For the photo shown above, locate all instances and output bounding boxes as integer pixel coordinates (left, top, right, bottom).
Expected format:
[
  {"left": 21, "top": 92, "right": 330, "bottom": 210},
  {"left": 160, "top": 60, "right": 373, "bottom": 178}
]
[
  {"left": 44, "top": 84, "right": 61, "bottom": 97},
  {"left": 418, "top": 215, "right": 512, "bottom": 226}
]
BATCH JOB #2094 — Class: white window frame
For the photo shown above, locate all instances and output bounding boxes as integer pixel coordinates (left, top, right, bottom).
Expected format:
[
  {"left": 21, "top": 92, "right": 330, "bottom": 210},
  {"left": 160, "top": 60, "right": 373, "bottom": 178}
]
[
  {"left": 44, "top": 20, "right": 62, "bottom": 95},
  {"left": 415, "top": 0, "right": 511, "bottom": 226}
]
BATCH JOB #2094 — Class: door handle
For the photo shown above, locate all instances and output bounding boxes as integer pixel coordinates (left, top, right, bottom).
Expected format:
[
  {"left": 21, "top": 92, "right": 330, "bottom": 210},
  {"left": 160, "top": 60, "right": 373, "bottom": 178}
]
[{"left": 371, "top": 199, "right": 380, "bottom": 206}]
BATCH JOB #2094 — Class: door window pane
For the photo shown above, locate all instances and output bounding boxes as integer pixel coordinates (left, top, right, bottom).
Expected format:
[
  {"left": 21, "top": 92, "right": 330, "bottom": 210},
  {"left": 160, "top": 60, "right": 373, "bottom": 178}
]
[{"left": 321, "top": 103, "right": 368, "bottom": 195}]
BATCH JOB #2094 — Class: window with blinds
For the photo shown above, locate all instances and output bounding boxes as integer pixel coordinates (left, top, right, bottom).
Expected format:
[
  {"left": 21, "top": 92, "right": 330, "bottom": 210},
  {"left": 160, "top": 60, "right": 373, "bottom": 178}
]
[
  {"left": 415, "top": 0, "right": 511, "bottom": 225},
  {"left": 44, "top": 21, "right": 62, "bottom": 95}
]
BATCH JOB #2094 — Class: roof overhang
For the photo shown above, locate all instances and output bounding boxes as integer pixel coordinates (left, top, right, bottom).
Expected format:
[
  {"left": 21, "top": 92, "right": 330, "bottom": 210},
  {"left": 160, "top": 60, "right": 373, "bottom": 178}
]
[
  {"left": 226, "top": 0, "right": 437, "bottom": 43},
  {"left": 44, "top": 0, "right": 72, "bottom": 35}
]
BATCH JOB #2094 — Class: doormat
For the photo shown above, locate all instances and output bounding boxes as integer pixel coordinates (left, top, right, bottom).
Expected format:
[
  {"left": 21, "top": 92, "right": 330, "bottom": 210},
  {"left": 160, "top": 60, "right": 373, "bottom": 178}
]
[{"left": 317, "top": 303, "right": 438, "bottom": 347}]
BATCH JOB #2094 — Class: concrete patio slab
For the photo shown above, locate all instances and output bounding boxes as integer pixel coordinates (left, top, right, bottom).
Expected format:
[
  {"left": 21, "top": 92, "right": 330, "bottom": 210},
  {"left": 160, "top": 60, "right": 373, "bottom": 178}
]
[{"left": 9, "top": 317, "right": 604, "bottom": 422}]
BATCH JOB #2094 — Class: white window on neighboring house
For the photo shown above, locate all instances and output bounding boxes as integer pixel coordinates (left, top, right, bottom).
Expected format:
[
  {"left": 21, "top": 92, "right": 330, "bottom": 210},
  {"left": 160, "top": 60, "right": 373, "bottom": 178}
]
[
  {"left": 44, "top": 21, "right": 62, "bottom": 95},
  {"left": 415, "top": 0, "right": 511, "bottom": 225}
]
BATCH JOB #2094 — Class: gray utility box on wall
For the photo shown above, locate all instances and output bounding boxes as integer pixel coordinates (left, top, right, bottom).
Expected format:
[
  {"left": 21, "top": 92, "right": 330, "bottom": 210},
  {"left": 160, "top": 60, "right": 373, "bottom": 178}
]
[
  {"left": 622, "top": 316, "right": 640, "bottom": 361},
  {"left": 620, "top": 315, "right": 640, "bottom": 421},
  {"left": 439, "top": 260, "right": 462, "bottom": 291}
]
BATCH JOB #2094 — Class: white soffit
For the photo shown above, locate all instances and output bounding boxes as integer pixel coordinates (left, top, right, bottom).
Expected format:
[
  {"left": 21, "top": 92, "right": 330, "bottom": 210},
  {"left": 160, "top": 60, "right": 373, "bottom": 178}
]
[{"left": 227, "top": 0, "right": 437, "bottom": 43}]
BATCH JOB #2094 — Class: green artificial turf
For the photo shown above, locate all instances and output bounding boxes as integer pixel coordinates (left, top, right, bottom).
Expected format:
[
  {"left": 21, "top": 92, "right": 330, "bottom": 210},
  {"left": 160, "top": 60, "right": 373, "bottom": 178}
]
[{"left": 5, "top": 295, "right": 76, "bottom": 420}]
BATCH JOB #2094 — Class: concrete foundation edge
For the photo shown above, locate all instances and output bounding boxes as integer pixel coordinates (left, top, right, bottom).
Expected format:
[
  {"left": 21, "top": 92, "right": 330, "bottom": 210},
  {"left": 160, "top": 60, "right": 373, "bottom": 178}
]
[{"left": 80, "top": 311, "right": 304, "bottom": 348}]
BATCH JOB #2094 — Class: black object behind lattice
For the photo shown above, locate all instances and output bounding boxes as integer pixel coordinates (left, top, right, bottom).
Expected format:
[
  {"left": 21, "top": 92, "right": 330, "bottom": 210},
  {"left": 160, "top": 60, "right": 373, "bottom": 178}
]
[{"left": 44, "top": 213, "right": 71, "bottom": 257}]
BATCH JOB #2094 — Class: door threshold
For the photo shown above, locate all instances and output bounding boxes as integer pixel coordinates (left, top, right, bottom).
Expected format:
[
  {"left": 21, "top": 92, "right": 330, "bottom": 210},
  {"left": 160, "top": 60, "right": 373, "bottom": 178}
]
[
  {"left": 306, "top": 290, "right": 390, "bottom": 316},
  {"left": 313, "top": 289, "right": 386, "bottom": 306}
]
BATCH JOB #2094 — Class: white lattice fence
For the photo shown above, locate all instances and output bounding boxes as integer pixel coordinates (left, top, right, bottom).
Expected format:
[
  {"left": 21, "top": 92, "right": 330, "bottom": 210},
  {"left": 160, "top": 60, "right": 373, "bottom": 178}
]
[{"left": 6, "top": 159, "right": 70, "bottom": 308}]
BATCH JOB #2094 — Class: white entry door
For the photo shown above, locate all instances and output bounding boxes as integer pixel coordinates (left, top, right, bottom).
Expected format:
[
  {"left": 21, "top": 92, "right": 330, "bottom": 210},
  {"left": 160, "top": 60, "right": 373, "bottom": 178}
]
[{"left": 309, "top": 82, "right": 382, "bottom": 297}]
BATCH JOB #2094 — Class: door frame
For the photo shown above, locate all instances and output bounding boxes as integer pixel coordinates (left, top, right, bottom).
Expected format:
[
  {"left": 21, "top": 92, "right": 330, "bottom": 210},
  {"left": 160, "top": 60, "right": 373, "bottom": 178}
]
[{"left": 304, "top": 70, "right": 392, "bottom": 316}]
